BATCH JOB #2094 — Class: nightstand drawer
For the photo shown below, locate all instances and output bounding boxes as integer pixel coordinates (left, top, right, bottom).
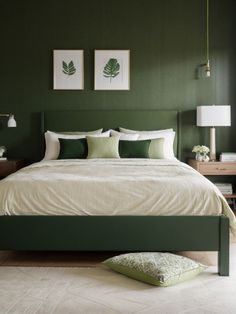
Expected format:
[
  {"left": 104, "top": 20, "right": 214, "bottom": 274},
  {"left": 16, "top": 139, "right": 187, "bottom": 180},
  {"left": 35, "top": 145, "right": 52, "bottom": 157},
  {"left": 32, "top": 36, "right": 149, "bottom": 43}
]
[{"left": 198, "top": 163, "right": 236, "bottom": 175}]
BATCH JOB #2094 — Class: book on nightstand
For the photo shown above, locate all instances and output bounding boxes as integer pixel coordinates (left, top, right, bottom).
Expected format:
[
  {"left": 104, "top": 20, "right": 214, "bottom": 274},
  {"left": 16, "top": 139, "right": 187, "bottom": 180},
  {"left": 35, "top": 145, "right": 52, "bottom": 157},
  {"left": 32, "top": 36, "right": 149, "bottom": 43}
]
[
  {"left": 215, "top": 183, "right": 233, "bottom": 195},
  {"left": 220, "top": 152, "right": 236, "bottom": 162},
  {"left": 0, "top": 157, "right": 7, "bottom": 161}
]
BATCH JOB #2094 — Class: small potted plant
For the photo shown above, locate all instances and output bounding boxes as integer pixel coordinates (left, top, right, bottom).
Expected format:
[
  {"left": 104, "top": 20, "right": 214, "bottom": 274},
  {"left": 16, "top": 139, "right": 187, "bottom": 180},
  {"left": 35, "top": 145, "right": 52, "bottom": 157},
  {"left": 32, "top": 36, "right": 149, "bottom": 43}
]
[{"left": 192, "top": 145, "right": 210, "bottom": 162}]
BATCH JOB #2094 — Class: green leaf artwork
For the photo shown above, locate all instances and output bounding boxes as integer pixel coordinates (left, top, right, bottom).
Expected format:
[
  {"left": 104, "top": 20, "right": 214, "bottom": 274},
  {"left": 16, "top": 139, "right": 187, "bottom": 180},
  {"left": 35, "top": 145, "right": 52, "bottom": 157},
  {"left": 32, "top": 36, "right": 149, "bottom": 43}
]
[
  {"left": 62, "top": 60, "right": 76, "bottom": 76},
  {"left": 103, "top": 58, "right": 120, "bottom": 82}
]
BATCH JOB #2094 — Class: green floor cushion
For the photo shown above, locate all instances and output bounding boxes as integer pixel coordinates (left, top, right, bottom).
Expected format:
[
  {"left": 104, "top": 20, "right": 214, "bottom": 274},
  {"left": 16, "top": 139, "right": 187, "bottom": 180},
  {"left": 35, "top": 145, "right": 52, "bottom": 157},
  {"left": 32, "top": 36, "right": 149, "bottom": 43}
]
[{"left": 103, "top": 252, "right": 207, "bottom": 287}]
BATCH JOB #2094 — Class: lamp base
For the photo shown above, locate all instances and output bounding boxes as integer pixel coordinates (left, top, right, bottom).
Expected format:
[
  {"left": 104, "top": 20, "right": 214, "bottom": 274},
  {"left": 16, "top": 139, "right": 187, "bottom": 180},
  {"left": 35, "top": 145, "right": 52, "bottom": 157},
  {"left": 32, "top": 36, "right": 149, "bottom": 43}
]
[{"left": 209, "top": 127, "right": 216, "bottom": 161}]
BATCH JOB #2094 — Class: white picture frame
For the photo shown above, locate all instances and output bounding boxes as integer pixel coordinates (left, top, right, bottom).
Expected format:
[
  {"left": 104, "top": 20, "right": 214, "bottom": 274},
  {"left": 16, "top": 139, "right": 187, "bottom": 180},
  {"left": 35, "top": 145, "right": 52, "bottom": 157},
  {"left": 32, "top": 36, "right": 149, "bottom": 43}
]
[
  {"left": 53, "top": 50, "right": 84, "bottom": 90},
  {"left": 94, "top": 50, "right": 130, "bottom": 90}
]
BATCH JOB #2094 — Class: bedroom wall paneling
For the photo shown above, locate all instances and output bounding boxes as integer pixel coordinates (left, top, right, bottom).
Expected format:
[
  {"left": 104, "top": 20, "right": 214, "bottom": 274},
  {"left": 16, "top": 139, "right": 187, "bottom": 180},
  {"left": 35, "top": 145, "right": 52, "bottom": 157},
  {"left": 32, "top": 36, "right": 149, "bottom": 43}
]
[{"left": 0, "top": 0, "right": 235, "bottom": 162}]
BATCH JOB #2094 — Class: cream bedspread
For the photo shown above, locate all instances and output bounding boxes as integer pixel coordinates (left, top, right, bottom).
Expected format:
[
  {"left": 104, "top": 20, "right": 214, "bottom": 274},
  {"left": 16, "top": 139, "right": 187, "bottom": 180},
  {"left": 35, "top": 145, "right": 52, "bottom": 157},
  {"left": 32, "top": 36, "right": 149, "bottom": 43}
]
[{"left": 0, "top": 159, "right": 235, "bottom": 234}]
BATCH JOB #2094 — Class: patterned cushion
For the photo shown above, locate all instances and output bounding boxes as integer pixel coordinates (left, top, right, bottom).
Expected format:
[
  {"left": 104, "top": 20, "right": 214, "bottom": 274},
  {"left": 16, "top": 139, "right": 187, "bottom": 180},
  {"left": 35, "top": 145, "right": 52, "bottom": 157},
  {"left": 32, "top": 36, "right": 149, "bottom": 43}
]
[{"left": 103, "top": 252, "right": 207, "bottom": 287}]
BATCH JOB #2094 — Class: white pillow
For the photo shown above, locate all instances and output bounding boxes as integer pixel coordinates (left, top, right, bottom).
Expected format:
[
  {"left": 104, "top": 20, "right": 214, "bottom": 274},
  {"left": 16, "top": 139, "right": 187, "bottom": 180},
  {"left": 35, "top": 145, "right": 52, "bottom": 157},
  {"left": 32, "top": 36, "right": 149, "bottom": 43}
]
[
  {"left": 119, "top": 127, "right": 173, "bottom": 134},
  {"left": 58, "top": 129, "right": 103, "bottom": 135},
  {"left": 137, "top": 131, "right": 176, "bottom": 159},
  {"left": 110, "top": 129, "right": 139, "bottom": 141},
  {"left": 43, "top": 130, "right": 110, "bottom": 160}
]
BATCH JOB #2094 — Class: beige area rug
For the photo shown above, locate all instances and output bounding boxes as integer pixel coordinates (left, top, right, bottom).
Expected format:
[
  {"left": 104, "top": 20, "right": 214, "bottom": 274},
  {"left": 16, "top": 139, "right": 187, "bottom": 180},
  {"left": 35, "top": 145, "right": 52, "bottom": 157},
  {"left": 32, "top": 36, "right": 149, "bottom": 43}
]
[
  {"left": 0, "top": 241, "right": 235, "bottom": 313},
  {"left": 0, "top": 244, "right": 235, "bottom": 314}
]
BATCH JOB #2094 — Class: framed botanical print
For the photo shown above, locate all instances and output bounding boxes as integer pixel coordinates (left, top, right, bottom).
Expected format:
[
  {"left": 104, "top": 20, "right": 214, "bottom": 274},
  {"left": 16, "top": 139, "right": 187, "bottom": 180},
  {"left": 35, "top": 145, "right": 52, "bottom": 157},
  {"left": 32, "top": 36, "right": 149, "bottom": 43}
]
[
  {"left": 94, "top": 50, "right": 130, "bottom": 90},
  {"left": 53, "top": 50, "right": 84, "bottom": 90}
]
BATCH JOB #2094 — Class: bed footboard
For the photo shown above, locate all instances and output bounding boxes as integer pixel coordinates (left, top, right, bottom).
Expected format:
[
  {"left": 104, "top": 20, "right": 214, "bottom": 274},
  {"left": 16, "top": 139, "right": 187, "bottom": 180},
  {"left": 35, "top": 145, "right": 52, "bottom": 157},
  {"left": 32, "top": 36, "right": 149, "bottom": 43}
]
[{"left": 0, "top": 215, "right": 229, "bottom": 276}]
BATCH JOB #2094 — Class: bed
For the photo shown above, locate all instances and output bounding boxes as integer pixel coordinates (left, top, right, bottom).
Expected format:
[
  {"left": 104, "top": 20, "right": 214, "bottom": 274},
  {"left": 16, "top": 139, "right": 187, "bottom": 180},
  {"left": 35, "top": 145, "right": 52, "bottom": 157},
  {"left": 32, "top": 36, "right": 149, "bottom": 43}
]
[{"left": 0, "top": 110, "right": 235, "bottom": 276}]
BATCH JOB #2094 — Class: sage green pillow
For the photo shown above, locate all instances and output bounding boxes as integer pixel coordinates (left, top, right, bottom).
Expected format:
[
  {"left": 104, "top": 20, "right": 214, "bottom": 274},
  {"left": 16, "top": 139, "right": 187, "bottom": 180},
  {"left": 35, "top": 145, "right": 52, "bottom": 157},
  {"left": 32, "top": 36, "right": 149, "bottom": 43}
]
[
  {"left": 58, "top": 138, "right": 88, "bottom": 159},
  {"left": 119, "top": 140, "right": 151, "bottom": 158},
  {"left": 149, "top": 138, "right": 165, "bottom": 159},
  {"left": 87, "top": 136, "right": 120, "bottom": 159},
  {"left": 103, "top": 252, "right": 207, "bottom": 287}
]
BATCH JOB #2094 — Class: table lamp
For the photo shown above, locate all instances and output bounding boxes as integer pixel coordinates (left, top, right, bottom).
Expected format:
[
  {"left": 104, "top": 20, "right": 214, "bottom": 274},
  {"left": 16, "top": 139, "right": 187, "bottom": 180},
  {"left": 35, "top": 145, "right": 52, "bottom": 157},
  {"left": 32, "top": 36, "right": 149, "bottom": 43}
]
[{"left": 197, "top": 105, "right": 231, "bottom": 161}]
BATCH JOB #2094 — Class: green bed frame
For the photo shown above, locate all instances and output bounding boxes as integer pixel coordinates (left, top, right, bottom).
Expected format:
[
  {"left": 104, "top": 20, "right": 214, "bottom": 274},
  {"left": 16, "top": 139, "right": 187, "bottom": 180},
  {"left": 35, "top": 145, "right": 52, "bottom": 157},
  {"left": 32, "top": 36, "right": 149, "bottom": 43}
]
[{"left": 0, "top": 110, "right": 230, "bottom": 276}]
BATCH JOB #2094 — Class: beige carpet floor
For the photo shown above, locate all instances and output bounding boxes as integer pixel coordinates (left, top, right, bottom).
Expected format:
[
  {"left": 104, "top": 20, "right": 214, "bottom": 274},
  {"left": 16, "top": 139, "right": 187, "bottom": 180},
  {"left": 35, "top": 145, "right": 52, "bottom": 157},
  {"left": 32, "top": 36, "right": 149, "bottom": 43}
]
[{"left": 0, "top": 238, "right": 235, "bottom": 314}]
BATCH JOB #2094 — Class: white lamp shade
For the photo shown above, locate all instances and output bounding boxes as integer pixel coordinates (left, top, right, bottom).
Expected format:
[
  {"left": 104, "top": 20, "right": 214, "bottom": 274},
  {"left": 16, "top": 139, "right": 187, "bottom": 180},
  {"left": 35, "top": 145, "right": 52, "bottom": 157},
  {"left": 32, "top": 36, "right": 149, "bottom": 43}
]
[
  {"left": 7, "top": 115, "right": 17, "bottom": 127},
  {"left": 197, "top": 105, "right": 231, "bottom": 127}
]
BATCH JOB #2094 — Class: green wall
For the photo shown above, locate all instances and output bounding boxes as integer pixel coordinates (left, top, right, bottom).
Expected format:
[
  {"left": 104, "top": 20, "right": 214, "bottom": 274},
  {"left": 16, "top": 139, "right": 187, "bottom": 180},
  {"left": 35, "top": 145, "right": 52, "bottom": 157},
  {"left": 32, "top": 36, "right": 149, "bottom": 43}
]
[{"left": 0, "top": 0, "right": 235, "bottom": 161}]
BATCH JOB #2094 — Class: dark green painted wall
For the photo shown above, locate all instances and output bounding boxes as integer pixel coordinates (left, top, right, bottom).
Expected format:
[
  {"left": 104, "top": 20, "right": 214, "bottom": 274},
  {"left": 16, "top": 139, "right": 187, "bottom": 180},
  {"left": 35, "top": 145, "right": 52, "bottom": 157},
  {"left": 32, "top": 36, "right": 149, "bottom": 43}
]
[{"left": 0, "top": 0, "right": 235, "bottom": 161}]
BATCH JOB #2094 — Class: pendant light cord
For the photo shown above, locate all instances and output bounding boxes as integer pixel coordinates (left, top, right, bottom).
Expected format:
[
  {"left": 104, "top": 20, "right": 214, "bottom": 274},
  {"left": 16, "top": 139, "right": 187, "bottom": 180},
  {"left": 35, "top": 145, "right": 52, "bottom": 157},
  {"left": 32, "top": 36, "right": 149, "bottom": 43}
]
[{"left": 206, "top": 0, "right": 209, "bottom": 61}]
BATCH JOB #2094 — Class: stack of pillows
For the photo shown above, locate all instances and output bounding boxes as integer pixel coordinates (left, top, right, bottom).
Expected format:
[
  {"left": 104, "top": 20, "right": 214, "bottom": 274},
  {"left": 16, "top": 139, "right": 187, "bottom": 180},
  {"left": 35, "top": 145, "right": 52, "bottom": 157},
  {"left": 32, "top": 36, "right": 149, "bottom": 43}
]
[{"left": 43, "top": 127, "right": 176, "bottom": 160}]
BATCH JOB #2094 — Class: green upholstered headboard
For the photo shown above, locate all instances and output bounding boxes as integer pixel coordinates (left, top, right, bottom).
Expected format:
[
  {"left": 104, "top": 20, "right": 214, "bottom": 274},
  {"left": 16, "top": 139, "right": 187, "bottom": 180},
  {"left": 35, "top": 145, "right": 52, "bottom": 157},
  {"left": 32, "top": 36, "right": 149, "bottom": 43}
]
[{"left": 42, "top": 110, "right": 180, "bottom": 158}]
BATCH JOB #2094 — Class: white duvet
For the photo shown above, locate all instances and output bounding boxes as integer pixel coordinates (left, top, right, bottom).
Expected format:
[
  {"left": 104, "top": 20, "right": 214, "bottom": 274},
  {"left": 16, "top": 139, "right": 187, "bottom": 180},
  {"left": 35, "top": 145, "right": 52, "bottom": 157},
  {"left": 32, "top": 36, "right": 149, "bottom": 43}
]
[{"left": 0, "top": 159, "right": 235, "bottom": 234}]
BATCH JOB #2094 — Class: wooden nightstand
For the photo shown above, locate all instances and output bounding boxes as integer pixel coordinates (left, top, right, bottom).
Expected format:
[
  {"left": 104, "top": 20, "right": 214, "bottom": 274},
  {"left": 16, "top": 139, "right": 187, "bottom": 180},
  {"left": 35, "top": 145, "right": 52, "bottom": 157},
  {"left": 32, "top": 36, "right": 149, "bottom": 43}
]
[
  {"left": 188, "top": 159, "right": 236, "bottom": 176},
  {"left": 188, "top": 159, "right": 236, "bottom": 210},
  {"left": 0, "top": 159, "right": 26, "bottom": 179}
]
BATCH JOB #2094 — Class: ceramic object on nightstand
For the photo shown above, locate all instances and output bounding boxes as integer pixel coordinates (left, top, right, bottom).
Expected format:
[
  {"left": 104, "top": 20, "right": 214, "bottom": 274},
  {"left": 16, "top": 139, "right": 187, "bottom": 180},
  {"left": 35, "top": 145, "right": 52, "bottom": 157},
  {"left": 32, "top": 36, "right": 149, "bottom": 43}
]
[
  {"left": 195, "top": 152, "right": 203, "bottom": 161},
  {"left": 202, "top": 153, "right": 210, "bottom": 162},
  {"left": 0, "top": 146, "right": 6, "bottom": 158}
]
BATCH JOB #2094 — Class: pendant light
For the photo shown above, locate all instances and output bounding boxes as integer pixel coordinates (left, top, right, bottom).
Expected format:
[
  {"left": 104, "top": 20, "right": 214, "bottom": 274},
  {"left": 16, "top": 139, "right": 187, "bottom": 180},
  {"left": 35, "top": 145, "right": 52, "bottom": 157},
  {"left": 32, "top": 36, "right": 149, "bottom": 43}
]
[
  {"left": 198, "top": 0, "right": 211, "bottom": 78},
  {"left": 0, "top": 113, "right": 17, "bottom": 127}
]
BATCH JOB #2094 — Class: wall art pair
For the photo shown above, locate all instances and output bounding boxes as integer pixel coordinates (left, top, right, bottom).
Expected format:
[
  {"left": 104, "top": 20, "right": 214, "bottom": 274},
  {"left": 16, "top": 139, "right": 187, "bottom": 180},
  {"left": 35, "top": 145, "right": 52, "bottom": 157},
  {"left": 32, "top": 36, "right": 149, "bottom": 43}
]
[{"left": 53, "top": 50, "right": 130, "bottom": 91}]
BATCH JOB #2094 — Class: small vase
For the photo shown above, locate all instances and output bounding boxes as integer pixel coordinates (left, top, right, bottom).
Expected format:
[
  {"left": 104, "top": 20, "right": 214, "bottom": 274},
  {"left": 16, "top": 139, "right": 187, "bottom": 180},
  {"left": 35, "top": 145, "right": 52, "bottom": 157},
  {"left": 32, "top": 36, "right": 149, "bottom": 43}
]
[
  {"left": 202, "top": 153, "right": 209, "bottom": 162},
  {"left": 0, "top": 146, "right": 6, "bottom": 158},
  {"left": 195, "top": 152, "right": 203, "bottom": 161}
]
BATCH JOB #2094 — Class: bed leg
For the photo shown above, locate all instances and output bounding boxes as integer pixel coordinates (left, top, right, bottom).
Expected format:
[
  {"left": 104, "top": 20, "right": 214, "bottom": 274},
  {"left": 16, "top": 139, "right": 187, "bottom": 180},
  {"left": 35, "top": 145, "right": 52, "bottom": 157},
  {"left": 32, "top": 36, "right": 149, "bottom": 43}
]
[{"left": 218, "top": 216, "right": 229, "bottom": 276}]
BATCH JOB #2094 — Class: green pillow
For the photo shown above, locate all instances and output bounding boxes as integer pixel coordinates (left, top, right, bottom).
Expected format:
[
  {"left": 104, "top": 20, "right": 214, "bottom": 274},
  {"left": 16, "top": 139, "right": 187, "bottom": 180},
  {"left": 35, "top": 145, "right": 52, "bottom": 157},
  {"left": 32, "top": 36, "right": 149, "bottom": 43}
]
[
  {"left": 119, "top": 140, "right": 151, "bottom": 158},
  {"left": 87, "top": 136, "right": 120, "bottom": 159},
  {"left": 103, "top": 252, "right": 207, "bottom": 287},
  {"left": 58, "top": 138, "right": 88, "bottom": 159},
  {"left": 149, "top": 138, "right": 165, "bottom": 159}
]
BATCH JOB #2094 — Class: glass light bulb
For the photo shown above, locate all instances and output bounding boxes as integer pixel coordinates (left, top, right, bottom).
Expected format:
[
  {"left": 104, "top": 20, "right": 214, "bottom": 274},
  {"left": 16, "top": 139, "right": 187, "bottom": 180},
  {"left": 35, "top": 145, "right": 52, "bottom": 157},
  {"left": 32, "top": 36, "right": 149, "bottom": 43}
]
[
  {"left": 7, "top": 115, "right": 17, "bottom": 127},
  {"left": 205, "top": 60, "right": 211, "bottom": 78},
  {"left": 206, "top": 69, "right": 211, "bottom": 77}
]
